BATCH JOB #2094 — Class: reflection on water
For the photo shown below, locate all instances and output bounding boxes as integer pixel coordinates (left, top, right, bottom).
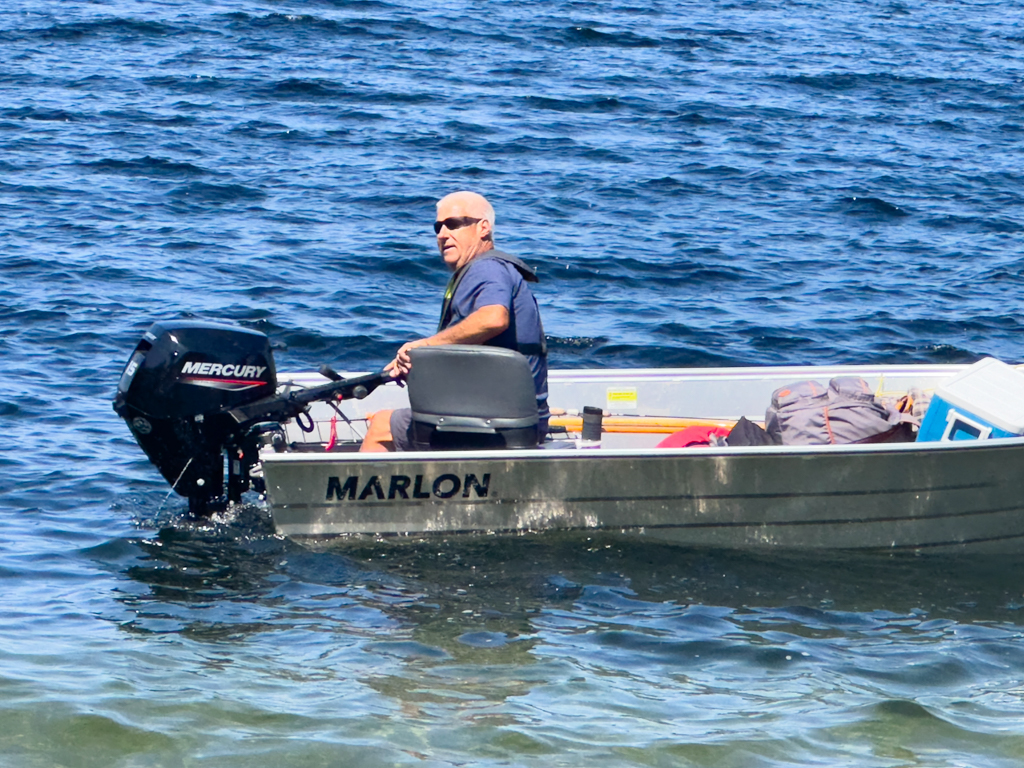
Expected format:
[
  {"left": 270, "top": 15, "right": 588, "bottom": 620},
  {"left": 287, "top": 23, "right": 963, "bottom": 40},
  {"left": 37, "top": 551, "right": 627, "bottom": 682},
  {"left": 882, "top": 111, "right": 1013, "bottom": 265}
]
[
  {"left": 110, "top": 511, "right": 1024, "bottom": 651},
  {"left": 111, "top": 504, "right": 1024, "bottom": 644},
  {"left": 0, "top": 496, "right": 986, "bottom": 766},
  {"left": 87, "top": 508, "right": 1024, "bottom": 764}
]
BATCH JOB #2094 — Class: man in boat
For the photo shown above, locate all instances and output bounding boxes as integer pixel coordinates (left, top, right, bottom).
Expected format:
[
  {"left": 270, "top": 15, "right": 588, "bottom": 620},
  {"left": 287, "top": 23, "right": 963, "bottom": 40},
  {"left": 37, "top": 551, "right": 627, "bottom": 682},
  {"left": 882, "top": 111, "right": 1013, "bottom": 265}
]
[{"left": 360, "top": 190, "right": 549, "bottom": 451}]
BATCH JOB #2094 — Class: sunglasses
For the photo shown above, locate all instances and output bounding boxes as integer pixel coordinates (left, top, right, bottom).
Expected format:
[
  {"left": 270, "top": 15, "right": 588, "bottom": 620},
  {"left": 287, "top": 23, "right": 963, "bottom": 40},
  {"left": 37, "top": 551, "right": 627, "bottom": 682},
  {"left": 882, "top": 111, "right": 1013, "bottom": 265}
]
[{"left": 434, "top": 216, "right": 482, "bottom": 234}]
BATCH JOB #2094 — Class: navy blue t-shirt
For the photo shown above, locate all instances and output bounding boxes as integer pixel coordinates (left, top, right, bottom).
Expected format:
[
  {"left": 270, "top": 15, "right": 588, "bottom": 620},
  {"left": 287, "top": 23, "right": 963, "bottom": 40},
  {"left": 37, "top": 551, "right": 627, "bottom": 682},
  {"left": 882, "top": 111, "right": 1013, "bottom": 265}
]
[{"left": 444, "top": 257, "right": 549, "bottom": 416}]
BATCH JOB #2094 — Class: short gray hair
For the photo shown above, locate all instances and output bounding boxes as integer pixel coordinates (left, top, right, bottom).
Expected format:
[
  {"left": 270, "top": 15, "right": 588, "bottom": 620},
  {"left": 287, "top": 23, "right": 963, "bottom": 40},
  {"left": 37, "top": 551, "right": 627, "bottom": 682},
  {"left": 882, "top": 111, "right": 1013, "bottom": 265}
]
[{"left": 437, "top": 191, "right": 495, "bottom": 229}]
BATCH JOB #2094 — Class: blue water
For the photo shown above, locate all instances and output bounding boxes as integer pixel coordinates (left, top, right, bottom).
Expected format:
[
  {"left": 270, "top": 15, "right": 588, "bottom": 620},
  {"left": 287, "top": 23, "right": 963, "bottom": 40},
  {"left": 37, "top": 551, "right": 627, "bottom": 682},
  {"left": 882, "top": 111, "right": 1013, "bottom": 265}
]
[{"left": 3, "top": 0, "right": 1024, "bottom": 764}]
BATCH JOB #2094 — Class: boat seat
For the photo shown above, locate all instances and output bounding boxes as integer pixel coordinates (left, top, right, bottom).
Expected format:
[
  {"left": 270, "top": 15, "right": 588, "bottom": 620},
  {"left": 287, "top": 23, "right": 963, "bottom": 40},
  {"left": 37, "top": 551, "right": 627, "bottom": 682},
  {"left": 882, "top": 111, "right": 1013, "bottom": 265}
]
[{"left": 407, "top": 345, "right": 539, "bottom": 450}]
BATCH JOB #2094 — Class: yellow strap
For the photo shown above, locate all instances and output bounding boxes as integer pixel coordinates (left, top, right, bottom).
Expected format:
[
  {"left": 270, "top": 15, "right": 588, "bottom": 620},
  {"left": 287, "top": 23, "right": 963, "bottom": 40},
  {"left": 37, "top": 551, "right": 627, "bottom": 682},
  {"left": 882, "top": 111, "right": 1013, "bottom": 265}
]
[{"left": 549, "top": 415, "right": 740, "bottom": 434}]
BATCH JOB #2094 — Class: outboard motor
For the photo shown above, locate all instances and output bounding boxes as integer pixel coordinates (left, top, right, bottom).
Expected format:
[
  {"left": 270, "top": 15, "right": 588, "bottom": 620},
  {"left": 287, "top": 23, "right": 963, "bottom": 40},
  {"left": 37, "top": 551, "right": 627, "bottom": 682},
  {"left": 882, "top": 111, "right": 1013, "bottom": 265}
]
[
  {"left": 114, "top": 320, "right": 387, "bottom": 515},
  {"left": 113, "top": 320, "right": 278, "bottom": 514}
]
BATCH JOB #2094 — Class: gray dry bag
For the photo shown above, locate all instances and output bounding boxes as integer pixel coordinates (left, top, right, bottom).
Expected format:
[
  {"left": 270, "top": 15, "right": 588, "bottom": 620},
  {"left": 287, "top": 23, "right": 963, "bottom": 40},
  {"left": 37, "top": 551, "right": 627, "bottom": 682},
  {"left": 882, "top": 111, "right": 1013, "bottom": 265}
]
[{"left": 765, "top": 377, "right": 902, "bottom": 445}]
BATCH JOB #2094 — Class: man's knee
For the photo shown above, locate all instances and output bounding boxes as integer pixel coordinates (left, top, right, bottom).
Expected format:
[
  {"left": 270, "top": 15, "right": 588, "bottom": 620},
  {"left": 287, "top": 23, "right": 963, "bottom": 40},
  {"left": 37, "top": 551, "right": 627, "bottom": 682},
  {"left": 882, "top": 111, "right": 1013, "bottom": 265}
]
[{"left": 360, "top": 410, "right": 395, "bottom": 453}]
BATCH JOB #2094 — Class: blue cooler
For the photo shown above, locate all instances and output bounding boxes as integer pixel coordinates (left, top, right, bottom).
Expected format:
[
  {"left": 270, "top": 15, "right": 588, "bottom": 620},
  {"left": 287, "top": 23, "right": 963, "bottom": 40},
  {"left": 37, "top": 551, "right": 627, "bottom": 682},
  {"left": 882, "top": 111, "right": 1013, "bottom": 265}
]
[{"left": 917, "top": 357, "right": 1024, "bottom": 442}]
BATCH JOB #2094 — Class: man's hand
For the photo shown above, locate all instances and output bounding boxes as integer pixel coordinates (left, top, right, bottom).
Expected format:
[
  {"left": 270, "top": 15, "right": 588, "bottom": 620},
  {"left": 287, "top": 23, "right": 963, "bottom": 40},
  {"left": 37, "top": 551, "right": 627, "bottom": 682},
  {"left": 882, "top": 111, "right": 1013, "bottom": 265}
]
[{"left": 393, "top": 339, "right": 430, "bottom": 376}]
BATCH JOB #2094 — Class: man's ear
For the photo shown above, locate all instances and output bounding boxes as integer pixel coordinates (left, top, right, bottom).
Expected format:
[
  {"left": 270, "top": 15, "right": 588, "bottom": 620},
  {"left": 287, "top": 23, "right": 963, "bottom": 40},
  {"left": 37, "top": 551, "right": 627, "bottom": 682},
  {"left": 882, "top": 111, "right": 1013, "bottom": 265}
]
[{"left": 479, "top": 218, "right": 493, "bottom": 240}]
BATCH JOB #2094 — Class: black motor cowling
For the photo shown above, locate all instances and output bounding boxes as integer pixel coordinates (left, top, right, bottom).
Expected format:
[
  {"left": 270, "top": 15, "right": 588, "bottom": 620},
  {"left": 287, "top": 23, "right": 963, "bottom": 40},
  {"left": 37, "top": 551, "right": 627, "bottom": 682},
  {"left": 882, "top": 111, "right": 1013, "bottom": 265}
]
[{"left": 113, "top": 320, "right": 277, "bottom": 513}]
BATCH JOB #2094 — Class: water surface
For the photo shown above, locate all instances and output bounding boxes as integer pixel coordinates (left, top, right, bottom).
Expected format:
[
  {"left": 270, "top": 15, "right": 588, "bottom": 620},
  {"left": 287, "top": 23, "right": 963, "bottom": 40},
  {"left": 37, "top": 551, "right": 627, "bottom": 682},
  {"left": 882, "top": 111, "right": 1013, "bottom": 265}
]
[{"left": 3, "top": 0, "right": 1024, "bottom": 765}]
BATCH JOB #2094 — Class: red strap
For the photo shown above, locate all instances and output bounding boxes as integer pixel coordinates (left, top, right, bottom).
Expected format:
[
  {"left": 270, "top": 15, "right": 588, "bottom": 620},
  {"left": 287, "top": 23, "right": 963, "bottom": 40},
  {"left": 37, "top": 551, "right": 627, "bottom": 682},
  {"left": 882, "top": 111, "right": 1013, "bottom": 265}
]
[{"left": 326, "top": 415, "right": 338, "bottom": 452}]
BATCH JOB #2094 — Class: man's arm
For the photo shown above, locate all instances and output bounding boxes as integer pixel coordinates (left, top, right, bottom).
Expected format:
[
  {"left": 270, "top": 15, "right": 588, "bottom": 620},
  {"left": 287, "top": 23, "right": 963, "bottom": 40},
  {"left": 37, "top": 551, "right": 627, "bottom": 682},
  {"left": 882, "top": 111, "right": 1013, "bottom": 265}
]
[{"left": 387, "top": 305, "right": 510, "bottom": 376}]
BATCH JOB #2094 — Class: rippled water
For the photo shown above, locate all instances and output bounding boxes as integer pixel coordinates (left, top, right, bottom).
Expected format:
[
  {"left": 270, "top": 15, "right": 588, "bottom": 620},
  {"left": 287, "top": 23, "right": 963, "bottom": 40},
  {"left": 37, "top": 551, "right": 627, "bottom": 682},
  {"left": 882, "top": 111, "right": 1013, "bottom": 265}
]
[{"left": 3, "top": 0, "right": 1024, "bottom": 765}]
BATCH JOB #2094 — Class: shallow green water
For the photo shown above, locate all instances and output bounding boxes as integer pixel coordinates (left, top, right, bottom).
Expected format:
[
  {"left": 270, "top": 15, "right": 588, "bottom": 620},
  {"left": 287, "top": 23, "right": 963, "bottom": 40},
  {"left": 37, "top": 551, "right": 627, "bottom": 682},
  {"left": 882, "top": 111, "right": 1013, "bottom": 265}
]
[{"left": 4, "top": 514, "right": 1024, "bottom": 767}]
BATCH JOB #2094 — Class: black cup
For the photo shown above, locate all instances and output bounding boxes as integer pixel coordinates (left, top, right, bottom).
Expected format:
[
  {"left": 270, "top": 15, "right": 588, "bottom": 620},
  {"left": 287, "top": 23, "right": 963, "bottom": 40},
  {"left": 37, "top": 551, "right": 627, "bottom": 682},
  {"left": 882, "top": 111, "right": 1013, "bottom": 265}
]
[{"left": 581, "top": 406, "right": 603, "bottom": 442}]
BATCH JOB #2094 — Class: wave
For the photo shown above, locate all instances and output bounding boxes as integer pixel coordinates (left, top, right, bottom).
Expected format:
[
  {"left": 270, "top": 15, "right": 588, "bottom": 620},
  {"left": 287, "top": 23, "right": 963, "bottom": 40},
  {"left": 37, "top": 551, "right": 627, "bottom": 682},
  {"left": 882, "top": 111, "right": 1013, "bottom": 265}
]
[
  {"left": 563, "top": 27, "right": 663, "bottom": 49},
  {"left": 228, "top": 120, "right": 308, "bottom": 140},
  {"left": 3, "top": 18, "right": 182, "bottom": 42},
  {"left": 78, "top": 156, "right": 210, "bottom": 178},
  {"left": 0, "top": 180, "right": 86, "bottom": 198},
  {"left": 2, "top": 106, "right": 82, "bottom": 122},
  {"left": 782, "top": 72, "right": 945, "bottom": 92},
  {"left": 921, "top": 214, "right": 1023, "bottom": 233},
  {"left": 263, "top": 78, "right": 346, "bottom": 100},
  {"left": 442, "top": 119, "right": 498, "bottom": 135},
  {"left": 586, "top": 342, "right": 738, "bottom": 368},
  {"left": 223, "top": 12, "right": 347, "bottom": 34},
  {"left": 167, "top": 183, "right": 267, "bottom": 206},
  {"left": 523, "top": 95, "right": 625, "bottom": 114},
  {"left": 96, "top": 109, "right": 197, "bottom": 126},
  {"left": 272, "top": 328, "right": 382, "bottom": 361},
  {"left": 222, "top": 12, "right": 441, "bottom": 41},
  {"left": 579, "top": 148, "right": 634, "bottom": 164},
  {"left": 842, "top": 196, "right": 910, "bottom": 218},
  {"left": 142, "top": 75, "right": 236, "bottom": 94},
  {"left": 160, "top": 240, "right": 204, "bottom": 251},
  {"left": 637, "top": 176, "right": 709, "bottom": 196},
  {"left": 778, "top": 72, "right": 1023, "bottom": 108},
  {"left": 258, "top": 78, "right": 433, "bottom": 106}
]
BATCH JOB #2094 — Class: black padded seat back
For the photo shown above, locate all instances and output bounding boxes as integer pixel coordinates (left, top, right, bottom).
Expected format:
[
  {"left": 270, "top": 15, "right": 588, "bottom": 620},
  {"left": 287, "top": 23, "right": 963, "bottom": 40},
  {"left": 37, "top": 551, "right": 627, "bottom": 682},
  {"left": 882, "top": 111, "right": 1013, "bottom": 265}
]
[{"left": 407, "top": 345, "right": 539, "bottom": 450}]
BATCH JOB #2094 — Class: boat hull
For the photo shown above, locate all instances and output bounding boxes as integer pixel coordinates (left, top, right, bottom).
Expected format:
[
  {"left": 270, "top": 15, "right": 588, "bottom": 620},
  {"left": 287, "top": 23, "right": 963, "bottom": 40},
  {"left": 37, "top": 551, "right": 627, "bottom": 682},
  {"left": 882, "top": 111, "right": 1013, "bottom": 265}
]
[
  {"left": 262, "top": 440, "right": 1024, "bottom": 551},
  {"left": 261, "top": 363, "right": 1024, "bottom": 551}
]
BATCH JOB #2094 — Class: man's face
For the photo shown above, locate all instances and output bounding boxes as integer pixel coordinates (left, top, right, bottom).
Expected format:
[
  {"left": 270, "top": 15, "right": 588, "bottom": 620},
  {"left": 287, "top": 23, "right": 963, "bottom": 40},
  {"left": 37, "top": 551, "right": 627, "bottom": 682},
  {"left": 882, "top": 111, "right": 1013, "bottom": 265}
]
[{"left": 435, "top": 197, "right": 492, "bottom": 270}]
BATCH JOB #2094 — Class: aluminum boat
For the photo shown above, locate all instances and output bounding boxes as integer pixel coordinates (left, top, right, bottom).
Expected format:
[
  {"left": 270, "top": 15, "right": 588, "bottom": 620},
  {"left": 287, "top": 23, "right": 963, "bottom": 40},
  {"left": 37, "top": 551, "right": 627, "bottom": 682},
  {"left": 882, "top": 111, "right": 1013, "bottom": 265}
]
[
  {"left": 260, "top": 364, "right": 1024, "bottom": 552},
  {"left": 114, "top": 321, "right": 1024, "bottom": 552}
]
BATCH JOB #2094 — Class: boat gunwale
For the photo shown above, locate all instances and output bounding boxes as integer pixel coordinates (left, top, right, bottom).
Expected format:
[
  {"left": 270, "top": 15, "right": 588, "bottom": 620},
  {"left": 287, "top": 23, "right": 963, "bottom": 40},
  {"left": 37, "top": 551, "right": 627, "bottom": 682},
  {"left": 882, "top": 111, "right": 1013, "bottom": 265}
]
[
  {"left": 279, "top": 362, "right": 977, "bottom": 387},
  {"left": 544, "top": 363, "right": 972, "bottom": 380},
  {"left": 259, "top": 433, "right": 1024, "bottom": 464}
]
